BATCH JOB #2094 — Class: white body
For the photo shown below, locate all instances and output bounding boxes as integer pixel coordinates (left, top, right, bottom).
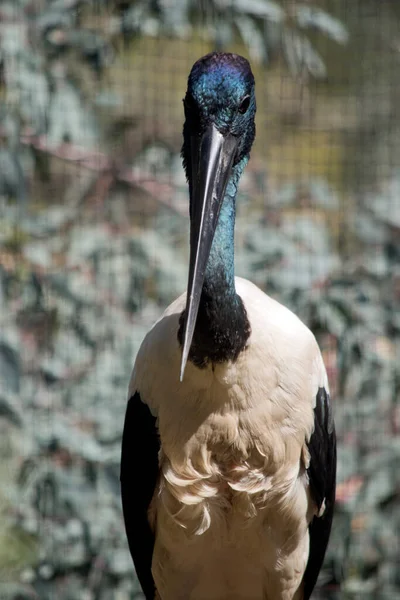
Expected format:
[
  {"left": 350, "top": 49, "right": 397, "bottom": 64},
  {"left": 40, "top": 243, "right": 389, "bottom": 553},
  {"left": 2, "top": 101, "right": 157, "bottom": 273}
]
[{"left": 130, "top": 278, "right": 329, "bottom": 600}]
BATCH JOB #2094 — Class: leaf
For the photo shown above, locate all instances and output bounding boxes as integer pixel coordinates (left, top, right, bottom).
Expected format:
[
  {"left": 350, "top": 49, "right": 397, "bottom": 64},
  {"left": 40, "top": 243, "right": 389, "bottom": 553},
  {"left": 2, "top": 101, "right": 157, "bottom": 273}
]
[
  {"left": 367, "top": 174, "right": 400, "bottom": 228},
  {"left": 159, "top": 0, "right": 192, "bottom": 36},
  {"left": 0, "top": 341, "right": 20, "bottom": 394},
  {"left": 229, "top": 0, "right": 285, "bottom": 22},
  {"left": 309, "top": 178, "right": 341, "bottom": 210},
  {"left": 283, "top": 29, "right": 327, "bottom": 78},
  {"left": 315, "top": 299, "right": 347, "bottom": 338},
  {"left": 295, "top": 5, "right": 349, "bottom": 45},
  {"left": 0, "top": 395, "right": 22, "bottom": 427},
  {"left": 270, "top": 251, "right": 339, "bottom": 291},
  {"left": 350, "top": 213, "right": 387, "bottom": 245},
  {"left": 121, "top": 4, "right": 147, "bottom": 36},
  {"left": 234, "top": 15, "right": 268, "bottom": 63},
  {"left": 47, "top": 83, "right": 99, "bottom": 148},
  {"left": 280, "top": 214, "right": 332, "bottom": 254}
]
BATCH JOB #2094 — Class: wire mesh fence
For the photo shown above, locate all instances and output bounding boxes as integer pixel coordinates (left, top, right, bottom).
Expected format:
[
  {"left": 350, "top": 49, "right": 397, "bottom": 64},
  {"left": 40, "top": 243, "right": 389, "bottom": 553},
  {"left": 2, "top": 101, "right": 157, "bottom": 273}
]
[{"left": 0, "top": 1, "right": 399, "bottom": 599}]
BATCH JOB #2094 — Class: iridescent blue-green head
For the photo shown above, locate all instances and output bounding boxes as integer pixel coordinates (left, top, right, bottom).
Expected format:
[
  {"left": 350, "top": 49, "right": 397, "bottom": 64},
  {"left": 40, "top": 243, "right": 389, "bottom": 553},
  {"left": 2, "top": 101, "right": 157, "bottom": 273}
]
[
  {"left": 180, "top": 52, "right": 256, "bottom": 380},
  {"left": 182, "top": 52, "right": 256, "bottom": 186}
]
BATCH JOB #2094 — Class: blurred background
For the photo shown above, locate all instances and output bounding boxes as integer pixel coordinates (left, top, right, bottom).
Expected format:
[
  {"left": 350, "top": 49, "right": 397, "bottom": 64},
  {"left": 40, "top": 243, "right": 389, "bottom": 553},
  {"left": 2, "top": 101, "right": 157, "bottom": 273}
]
[{"left": 0, "top": 1, "right": 400, "bottom": 599}]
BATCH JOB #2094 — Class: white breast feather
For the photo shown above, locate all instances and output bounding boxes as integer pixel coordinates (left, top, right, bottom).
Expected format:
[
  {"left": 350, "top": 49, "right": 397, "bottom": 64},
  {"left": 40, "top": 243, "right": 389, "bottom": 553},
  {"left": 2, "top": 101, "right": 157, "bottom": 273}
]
[{"left": 130, "top": 277, "right": 329, "bottom": 600}]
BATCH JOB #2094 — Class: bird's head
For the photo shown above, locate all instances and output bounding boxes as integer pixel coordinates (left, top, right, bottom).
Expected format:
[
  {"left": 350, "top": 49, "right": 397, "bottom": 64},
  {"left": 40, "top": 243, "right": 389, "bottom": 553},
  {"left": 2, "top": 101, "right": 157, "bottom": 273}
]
[
  {"left": 180, "top": 53, "right": 256, "bottom": 381},
  {"left": 182, "top": 52, "right": 256, "bottom": 185}
]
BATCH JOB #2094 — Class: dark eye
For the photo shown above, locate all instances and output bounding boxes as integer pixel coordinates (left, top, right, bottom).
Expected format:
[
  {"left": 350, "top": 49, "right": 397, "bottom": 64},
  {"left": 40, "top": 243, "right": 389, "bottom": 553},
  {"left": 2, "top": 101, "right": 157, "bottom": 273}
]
[
  {"left": 183, "top": 93, "right": 197, "bottom": 112},
  {"left": 238, "top": 95, "right": 250, "bottom": 114}
]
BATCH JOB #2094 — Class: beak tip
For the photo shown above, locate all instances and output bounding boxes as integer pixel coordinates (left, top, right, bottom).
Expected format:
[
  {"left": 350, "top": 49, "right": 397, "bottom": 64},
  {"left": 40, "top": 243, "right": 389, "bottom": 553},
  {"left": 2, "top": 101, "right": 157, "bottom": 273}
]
[{"left": 179, "top": 359, "right": 186, "bottom": 383}]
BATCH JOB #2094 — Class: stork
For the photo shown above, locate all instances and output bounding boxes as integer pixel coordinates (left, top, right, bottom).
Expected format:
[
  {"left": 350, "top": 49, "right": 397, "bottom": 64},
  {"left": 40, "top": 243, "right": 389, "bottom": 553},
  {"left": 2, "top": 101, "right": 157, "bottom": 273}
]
[{"left": 121, "top": 52, "right": 336, "bottom": 600}]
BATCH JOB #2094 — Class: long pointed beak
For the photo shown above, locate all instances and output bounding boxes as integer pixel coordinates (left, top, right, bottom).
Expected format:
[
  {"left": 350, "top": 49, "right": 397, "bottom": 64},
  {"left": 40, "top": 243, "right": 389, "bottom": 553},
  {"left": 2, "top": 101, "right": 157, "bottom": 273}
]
[{"left": 180, "top": 123, "right": 239, "bottom": 381}]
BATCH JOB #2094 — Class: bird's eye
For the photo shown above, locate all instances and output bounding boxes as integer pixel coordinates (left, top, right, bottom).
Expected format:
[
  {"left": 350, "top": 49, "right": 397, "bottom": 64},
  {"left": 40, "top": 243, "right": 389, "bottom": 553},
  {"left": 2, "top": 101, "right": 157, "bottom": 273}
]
[
  {"left": 184, "top": 94, "right": 197, "bottom": 112},
  {"left": 238, "top": 95, "right": 250, "bottom": 114}
]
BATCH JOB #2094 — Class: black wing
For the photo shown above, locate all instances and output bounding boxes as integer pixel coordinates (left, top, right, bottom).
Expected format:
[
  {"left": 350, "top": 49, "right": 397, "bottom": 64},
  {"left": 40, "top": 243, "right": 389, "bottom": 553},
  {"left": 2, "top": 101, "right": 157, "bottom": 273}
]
[
  {"left": 303, "top": 386, "right": 337, "bottom": 600},
  {"left": 120, "top": 392, "right": 160, "bottom": 600}
]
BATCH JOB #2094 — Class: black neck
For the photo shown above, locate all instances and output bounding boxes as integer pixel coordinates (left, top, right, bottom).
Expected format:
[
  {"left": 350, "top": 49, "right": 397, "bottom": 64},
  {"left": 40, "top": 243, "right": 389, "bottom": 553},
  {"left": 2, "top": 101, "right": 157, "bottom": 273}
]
[{"left": 180, "top": 272, "right": 250, "bottom": 369}]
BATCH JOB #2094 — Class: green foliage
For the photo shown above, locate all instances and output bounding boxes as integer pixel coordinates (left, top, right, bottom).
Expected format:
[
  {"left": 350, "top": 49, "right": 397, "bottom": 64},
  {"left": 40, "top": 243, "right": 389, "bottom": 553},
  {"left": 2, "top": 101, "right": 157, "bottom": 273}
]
[
  {"left": 0, "top": 525, "right": 37, "bottom": 583},
  {"left": 121, "top": 0, "right": 349, "bottom": 78}
]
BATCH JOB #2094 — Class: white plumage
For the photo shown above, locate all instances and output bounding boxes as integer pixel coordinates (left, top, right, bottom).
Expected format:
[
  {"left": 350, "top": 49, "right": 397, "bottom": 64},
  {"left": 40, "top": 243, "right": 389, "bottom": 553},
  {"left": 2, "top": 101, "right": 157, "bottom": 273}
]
[{"left": 126, "top": 279, "right": 330, "bottom": 600}]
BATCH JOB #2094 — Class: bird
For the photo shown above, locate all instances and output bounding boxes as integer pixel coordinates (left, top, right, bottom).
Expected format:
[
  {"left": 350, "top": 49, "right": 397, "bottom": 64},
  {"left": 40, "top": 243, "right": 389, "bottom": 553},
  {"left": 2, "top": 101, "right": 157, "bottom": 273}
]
[{"left": 120, "top": 52, "right": 336, "bottom": 600}]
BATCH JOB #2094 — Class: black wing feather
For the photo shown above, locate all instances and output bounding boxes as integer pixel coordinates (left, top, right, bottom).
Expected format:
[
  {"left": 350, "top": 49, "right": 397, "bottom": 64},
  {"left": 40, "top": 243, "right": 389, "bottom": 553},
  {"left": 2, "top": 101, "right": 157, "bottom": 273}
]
[
  {"left": 303, "top": 386, "right": 337, "bottom": 600},
  {"left": 120, "top": 392, "right": 160, "bottom": 600}
]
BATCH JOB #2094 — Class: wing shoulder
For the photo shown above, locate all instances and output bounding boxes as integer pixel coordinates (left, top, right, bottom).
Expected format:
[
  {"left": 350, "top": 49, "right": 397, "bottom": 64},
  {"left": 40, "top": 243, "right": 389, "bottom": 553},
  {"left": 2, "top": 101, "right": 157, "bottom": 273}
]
[
  {"left": 303, "top": 385, "right": 337, "bottom": 600},
  {"left": 128, "top": 299, "right": 185, "bottom": 403},
  {"left": 120, "top": 391, "right": 160, "bottom": 600}
]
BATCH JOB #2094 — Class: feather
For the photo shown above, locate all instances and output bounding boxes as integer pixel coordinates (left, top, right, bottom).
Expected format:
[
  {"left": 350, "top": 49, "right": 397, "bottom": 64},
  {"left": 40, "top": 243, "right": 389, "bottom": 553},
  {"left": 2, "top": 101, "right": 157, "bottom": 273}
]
[
  {"left": 120, "top": 392, "right": 159, "bottom": 600},
  {"left": 303, "top": 386, "right": 337, "bottom": 600}
]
